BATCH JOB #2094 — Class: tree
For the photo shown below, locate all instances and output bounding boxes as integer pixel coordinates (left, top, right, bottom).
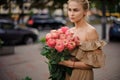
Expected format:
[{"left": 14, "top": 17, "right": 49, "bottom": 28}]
[
  {"left": 30, "top": 0, "right": 67, "bottom": 9},
  {"left": 0, "top": 0, "right": 7, "bottom": 14},
  {"left": 90, "top": 0, "right": 120, "bottom": 13},
  {"left": 30, "top": 0, "right": 48, "bottom": 9},
  {"left": 29, "top": 0, "right": 68, "bottom": 15}
]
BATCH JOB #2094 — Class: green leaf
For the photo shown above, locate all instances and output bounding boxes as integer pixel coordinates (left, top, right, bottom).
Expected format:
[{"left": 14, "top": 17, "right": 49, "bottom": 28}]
[
  {"left": 65, "top": 67, "right": 73, "bottom": 76},
  {"left": 60, "top": 57, "right": 65, "bottom": 61},
  {"left": 40, "top": 37, "right": 46, "bottom": 43},
  {"left": 40, "top": 45, "right": 51, "bottom": 55}
]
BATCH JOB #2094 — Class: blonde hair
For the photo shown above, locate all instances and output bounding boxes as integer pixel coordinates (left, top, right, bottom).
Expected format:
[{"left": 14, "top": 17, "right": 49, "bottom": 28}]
[{"left": 68, "top": 0, "right": 89, "bottom": 11}]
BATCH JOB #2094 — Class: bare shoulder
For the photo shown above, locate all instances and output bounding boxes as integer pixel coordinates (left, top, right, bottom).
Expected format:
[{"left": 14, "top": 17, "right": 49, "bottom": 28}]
[{"left": 86, "top": 25, "right": 99, "bottom": 41}]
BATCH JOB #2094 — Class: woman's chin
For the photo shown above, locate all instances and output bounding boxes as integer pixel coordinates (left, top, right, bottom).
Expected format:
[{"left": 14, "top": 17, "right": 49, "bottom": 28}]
[{"left": 70, "top": 20, "right": 75, "bottom": 23}]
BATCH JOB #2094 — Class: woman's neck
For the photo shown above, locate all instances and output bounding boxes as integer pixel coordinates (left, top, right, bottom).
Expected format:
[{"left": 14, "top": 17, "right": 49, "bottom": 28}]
[{"left": 74, "top": 19, "right": 88, "bottom": 29}]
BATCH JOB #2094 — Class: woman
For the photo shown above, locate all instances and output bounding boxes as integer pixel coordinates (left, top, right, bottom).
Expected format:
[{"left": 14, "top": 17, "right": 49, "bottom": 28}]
[{"left": 59, "top": 0, "right": 106, "bottom": 80}]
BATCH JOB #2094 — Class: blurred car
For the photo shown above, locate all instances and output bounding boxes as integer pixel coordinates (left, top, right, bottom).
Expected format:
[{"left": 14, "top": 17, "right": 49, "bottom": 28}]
[
  {"left": 26, "top": 14, "right": 66, "bottom": 30},
  {"left": 0, "top": 18, "right": 39, "bottom": 46},
  {"left": 109, "top": 18, "right": 120, "bottom": 41}
]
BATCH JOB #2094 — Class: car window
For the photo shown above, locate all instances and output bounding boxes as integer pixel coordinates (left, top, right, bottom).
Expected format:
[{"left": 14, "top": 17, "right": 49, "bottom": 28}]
[{"left": 1, "top": 23, "right": 14, "bottom": 30}]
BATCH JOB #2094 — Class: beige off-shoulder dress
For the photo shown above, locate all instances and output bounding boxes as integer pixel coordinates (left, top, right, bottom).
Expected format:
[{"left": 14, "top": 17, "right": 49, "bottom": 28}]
[{"left": 66, "top": 40, "right": 106, "bottom": 80}]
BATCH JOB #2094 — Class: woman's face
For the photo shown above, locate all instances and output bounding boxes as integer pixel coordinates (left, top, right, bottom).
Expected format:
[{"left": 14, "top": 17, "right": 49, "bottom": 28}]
[{"left": 68, "top": 1, "right": 86, "bottom": 23}]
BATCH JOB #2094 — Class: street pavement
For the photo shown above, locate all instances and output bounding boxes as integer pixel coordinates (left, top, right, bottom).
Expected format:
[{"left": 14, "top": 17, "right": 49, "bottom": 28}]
[
  {"left": 0, "top": 24, "right": 120, "bottom": 80},
  {"left": 0, "top": 44, "right": 49, "bottom": 80}
]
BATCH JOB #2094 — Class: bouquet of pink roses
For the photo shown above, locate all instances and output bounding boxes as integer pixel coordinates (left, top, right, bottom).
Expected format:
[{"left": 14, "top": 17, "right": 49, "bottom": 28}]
[{"left": 41, "top": 26, "right": 80, "bottom": 80}]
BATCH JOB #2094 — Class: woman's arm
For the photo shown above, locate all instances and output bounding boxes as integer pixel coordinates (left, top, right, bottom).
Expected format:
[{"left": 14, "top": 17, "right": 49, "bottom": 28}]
[{"left": 59, "top": 60, "right": 93, "bottom": 70}]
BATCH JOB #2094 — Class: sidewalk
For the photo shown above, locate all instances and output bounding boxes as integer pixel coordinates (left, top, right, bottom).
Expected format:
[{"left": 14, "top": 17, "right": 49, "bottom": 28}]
[{"left": 0, "top": 44, "right": 49, "bottom": 80}]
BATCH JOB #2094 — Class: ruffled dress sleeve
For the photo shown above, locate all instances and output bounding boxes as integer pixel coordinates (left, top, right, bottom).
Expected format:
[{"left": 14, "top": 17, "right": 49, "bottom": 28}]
[{"left": 71, "top": 40, "right": 106, "bottom": 68}]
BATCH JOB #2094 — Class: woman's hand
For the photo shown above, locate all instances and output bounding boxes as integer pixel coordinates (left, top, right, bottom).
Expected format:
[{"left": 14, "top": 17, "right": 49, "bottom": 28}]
[
  {"left": 59, "top": 60, "right": 74, "bottom": 68},
  {"left": 59, "top": 60, "right": 93, "bottom": 69}
]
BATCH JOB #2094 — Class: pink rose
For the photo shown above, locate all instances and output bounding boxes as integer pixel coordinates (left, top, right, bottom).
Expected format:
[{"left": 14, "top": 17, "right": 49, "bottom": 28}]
[
  {"left": 46, "top": 39, "right": 56, "bottom": 48},
  {"left": 50, "top": 30, "right": 57, "bottom": 33},
  {"left": 57, "top": 29, "right": 64, "bottom": 34},
  {"left": 59, "top": 34, "right": 66, "bottom": 39},
  {"left": 63, "top": 39, "right": 68, "bottom": 47},
  {"left": 73, "top": 36, "right": 80, "bottom": 45},
  {"left": 66, "top": 35, "right": 73, "bottom": 41},
  {"left": 51, "top": 32, "right": 59, "bottom": 39},
  {"left": 67, "top": 41, "right": 76, "bottom": 51},
  {"left": 50, "top": 30, "right": 59, "bottom": 39},
  {"left": 66, "top": 32, "right": 74, "bottom": 40},
  {"left": 65, "top": 31, "right": 73, "bottom": 36},
  {"left": 60, "top": 26, "right": 69, "bottom": 33},
  {"left": 46, "top": 33, "right": 52, "bottom": 41},
  {"left": 55, "top": 41, "right": 64, "bottom": 52}
]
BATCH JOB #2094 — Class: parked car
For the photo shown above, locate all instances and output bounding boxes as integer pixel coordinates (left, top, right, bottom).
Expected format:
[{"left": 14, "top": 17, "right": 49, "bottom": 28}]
[
  {"left": 109, "top": 18, "right": 120, "bottom": 41},
  {"left": 26, "top": 14, "right": 66, "bottom": 30},
  {"left": 0, "top": 18, "right": 39, "bottom": 46}
]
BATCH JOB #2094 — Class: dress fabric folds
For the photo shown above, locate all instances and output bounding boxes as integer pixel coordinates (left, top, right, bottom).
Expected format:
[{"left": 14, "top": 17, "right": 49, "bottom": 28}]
[{"left": 67, "top": 40, "right": 106, "bottom": 80}]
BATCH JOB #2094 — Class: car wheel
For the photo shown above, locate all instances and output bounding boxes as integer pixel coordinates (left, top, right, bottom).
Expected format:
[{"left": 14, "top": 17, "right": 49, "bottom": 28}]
[{"left": 24, "top": 37, "right": 34, "bottom": 45}]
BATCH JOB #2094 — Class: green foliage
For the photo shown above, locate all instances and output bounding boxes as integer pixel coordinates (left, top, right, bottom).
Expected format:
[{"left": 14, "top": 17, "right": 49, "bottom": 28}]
[
  {"left": 48, "top": 64, "right": 72, "bottom": 80},
  {"left": 52, "top": 0, "right": 67, "bottom": 9},
  {"left": 90, "top": 0, "right": 120, "bottom": 13},
  {"left": 35, "top": 37, "right": 46, "bottom": 44},
  {"left": 41, "top": 45, "right": 73, "bottom": 80},
  {"left": 30, "top": 0, "right": 67, "bottom": 9},
  {"left": 39, "top": 37, "right": 46, "bottom": 44}
]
